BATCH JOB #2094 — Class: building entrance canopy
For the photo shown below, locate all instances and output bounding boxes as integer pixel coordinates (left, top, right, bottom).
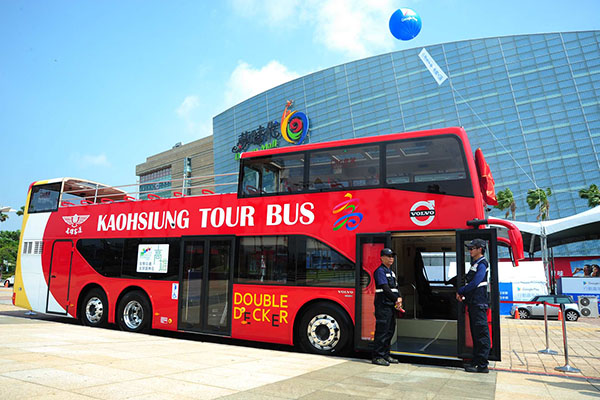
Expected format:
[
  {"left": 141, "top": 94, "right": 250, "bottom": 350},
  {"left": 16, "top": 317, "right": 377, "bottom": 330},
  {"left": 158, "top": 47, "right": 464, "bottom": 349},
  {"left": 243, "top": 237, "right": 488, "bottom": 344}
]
[{"left": 498, "top": 207, "right": 600, "bottom": 253}]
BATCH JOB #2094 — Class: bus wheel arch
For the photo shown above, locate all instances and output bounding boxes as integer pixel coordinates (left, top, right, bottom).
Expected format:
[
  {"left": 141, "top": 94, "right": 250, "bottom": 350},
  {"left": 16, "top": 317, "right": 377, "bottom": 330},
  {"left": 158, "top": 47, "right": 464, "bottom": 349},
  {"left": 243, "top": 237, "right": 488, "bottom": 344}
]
[
  {"left": 116, "top": 287, "right": 152, "bottom": 333},
  {"left": 294, "top": 299, "right": 353, "bottom": 356},
  {"left": 79, "top": 285, "right": 109, "bottom": 328}
]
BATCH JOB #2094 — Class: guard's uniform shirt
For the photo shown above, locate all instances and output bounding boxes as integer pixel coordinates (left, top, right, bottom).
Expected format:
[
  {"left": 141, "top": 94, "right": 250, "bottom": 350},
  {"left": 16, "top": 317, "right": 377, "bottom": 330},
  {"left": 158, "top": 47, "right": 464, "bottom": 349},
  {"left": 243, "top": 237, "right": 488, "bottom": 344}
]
[
  {"left": 458, "top": 255, "right": 491, "bottom": 367},
  {"left": 458, "top": 256, "right": 489, "bottom": 306},
  {"left": 374, "top": 265, "right": 400, "bottom": 306},
  {"left": 372, "top": 264, "right": 401, "bottom": 360}
]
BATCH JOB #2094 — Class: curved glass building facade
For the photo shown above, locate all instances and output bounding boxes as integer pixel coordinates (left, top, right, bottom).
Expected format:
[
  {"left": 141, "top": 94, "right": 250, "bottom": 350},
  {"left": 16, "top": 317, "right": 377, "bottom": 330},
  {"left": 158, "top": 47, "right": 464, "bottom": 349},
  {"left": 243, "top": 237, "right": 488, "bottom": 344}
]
[{"left": 213, "top": 31, "right": 600, "bottom": 256}]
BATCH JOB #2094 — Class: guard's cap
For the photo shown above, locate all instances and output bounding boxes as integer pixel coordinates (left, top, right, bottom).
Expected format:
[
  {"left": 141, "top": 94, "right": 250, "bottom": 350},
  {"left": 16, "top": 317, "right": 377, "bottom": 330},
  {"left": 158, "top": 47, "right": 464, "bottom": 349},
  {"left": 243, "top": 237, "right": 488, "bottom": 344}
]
[
  {"left": 465, "top": 239, "right": 486, "bottom": 249},
  {"left": 381, "top": 248, "right": 396, "bottom": 256}
]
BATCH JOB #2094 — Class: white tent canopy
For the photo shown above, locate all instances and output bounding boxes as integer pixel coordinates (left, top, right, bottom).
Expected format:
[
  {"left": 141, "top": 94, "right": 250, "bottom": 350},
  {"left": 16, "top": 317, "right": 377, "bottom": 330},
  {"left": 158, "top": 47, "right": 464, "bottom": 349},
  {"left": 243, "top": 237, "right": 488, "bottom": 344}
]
[{"left": 498, "top": 207, "right": 600, "bottom": 253}]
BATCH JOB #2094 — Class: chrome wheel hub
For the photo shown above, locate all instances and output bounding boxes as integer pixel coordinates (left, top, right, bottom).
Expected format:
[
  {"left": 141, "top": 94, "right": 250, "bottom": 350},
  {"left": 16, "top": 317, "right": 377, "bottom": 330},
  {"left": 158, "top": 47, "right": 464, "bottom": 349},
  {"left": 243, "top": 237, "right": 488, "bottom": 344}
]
[
  {"left": 307, "top": 313, "right": 340, "bottom": 351},
  {"left": 85, "top": 297, "right": 104, "bottom": 323},
  {"left": 123, "top": 300, "right": 144, "bottom": 330}
]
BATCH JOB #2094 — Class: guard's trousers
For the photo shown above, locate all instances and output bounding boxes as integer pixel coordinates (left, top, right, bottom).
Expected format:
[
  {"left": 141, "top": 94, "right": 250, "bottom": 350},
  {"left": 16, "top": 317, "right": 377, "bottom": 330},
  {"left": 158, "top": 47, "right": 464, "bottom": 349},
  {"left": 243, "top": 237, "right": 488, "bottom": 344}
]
[
  {"left": 468, "top": 304, "right": 491, "bottom": 367},
  {"left": 373, "top": 305, "right": 395, "bottom": 359}
]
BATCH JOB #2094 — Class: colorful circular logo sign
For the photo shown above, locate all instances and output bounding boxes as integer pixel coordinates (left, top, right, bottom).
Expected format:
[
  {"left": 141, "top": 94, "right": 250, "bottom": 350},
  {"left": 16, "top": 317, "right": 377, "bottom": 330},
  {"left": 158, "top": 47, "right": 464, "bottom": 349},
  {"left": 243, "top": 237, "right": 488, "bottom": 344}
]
[{"left": 281, "top": 101, "right": 309, "bottom": 145}]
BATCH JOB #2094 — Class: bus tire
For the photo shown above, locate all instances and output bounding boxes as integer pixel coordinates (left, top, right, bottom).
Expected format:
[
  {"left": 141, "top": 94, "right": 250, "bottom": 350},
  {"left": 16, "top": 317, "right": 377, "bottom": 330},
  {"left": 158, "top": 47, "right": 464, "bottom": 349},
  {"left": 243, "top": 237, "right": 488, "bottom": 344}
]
[
  {"left": 117, "top": 291, "right": 151, "bottom": 333},
  {"left": 81, "top": 288, "right": 109, "bottom": 328},
  {"left": 297, "top": 302, "right": 352, "bottom": 355}
]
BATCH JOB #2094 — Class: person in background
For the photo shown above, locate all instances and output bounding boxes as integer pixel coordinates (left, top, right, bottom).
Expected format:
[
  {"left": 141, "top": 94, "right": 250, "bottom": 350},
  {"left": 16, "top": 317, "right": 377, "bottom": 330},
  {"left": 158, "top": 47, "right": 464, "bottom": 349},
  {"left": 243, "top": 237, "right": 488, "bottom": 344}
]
[
  {"left": 592, "top": 264, "right": 600, "bottom": 277},
  {"left": 366, "top": 166, "right": 379, "bottom": 185},
  {"left": 457, "top": 238, "right": 490, "bottom": 373},
  {"left": 372, "top": 247, "right": 403, "bottom": 366},
  {"left": 573, "top": 264, "right": 593, "bottom": 277}
]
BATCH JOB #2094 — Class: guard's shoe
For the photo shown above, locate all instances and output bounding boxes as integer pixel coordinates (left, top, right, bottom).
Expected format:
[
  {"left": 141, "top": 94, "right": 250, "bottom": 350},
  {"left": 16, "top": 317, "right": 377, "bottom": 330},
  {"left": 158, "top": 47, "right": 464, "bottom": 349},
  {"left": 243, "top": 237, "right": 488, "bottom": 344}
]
[
  {"left": 465, "top": 365, "right": 489, "bottom": 373},
  {"left": 386, "top": 356, "right": 399, "bottom": 364},
  {"left": 372, "top": 357, "right": 390, "bottom": 366}
]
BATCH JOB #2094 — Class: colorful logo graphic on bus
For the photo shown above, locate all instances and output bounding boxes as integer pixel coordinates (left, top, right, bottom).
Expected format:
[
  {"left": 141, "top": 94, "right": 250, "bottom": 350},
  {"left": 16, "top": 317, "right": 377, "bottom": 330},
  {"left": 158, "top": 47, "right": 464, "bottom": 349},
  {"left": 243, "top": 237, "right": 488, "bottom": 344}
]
[
  {"left": 281, "top": 100, "right": 309, "bottom": 145},
  {"left": 62, "top": 214, "right": 90, "bottom": 235},
  {"left": 409, "top": 200, "right": 436, "bottom": 226},
  {"left": 333, "top": 193, "right": 363, "bottom": 231},
  {"left": 140, "top": 247, "right": 152, "bottom": 256}
]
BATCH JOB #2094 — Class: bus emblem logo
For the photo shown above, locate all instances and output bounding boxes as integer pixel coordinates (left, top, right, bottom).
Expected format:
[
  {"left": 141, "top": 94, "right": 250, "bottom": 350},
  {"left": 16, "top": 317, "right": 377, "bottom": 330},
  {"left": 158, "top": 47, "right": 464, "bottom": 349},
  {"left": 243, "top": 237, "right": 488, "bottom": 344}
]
[
  {"left": 333, "top": 193, "right": 363, "bottom": 231},
  {"left": 62, "top": 214, "right": 90, "bottom": 235},
  {"left": 410, "top": 201, "right": 435, "bottom": 226}
]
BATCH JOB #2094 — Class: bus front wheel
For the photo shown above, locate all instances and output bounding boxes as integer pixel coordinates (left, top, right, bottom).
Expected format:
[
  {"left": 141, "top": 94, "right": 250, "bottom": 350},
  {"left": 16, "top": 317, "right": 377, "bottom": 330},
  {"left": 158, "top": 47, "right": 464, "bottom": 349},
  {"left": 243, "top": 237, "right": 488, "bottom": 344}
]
[
  {"left": 297, "top": 302, "right": 352, "bottom": 355},
  {"left": 117, "top": 291, "right": 151, "bottom": 333},
  {"left": 81, "top": 288, "right": 109, "bottom": 328}
]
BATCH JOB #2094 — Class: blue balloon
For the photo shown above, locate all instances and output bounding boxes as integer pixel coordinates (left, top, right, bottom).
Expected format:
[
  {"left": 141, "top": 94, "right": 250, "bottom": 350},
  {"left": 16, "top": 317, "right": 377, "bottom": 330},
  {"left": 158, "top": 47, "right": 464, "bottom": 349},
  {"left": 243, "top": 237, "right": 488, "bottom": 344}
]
[{"left": 389, "top": 8, "right": 422, "bottom": 41}]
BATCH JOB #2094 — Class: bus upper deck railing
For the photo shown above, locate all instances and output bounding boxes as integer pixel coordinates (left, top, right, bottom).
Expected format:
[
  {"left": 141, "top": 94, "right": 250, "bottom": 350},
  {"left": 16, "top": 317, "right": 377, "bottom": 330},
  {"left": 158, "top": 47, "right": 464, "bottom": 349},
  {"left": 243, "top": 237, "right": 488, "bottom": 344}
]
[{"left": 58, "top": 173, "right": 238, "bottom": 207}]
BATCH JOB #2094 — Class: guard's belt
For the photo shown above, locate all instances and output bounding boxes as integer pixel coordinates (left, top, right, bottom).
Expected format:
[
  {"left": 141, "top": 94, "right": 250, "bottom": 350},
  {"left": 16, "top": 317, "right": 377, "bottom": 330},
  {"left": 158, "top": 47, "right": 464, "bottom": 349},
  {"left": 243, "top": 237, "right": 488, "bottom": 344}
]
[{"left": 375, "top": 288, "right": 399, "bottom": 293}]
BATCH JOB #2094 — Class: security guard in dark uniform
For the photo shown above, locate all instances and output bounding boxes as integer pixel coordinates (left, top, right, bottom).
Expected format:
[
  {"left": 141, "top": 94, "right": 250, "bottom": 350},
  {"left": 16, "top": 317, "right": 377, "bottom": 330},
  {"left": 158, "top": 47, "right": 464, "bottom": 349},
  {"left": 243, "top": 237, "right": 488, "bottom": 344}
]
[
  {"left": 457, "top": 238, "right": 491, "bottom": 373},
  {"left": 372, "top": 247, "right": 403, "bottom": 366}
]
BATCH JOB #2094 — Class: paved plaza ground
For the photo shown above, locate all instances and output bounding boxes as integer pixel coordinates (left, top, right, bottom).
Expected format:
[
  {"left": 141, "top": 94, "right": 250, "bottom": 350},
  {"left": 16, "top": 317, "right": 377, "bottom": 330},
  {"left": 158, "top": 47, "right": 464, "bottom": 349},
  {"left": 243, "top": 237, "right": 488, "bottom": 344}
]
[{"left": 1, "top": 287, "right": 598, "bottom": 399}]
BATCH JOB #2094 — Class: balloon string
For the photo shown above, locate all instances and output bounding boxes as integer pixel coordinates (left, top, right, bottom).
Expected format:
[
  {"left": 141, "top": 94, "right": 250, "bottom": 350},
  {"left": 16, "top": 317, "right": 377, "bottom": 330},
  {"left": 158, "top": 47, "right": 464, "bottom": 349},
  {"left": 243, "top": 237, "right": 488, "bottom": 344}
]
[{"left": 448, "top": 81, "right": 539, "bottom": 190}]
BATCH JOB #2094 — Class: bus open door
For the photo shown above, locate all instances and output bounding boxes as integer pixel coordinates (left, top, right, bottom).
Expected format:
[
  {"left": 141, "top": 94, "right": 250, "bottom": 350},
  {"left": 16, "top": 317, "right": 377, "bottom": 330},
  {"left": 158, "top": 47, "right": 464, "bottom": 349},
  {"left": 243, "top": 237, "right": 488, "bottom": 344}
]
[
  {"left": 455, "top": 228, "right": 501, "bottom": 362},
  {"left": 355, "top": 229, "right": 502, "bottom": 361}
]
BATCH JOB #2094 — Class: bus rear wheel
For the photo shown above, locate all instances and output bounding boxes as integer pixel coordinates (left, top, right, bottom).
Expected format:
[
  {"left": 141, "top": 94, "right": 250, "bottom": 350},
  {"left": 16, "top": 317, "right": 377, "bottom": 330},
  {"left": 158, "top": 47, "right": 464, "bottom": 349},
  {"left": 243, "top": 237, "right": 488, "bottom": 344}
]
[
  {"left": 81, "top": 288, "right": 108, "bottom": 328},
  {"left": 297, "top": 302, "right": 352, "bottom": 355},
  {"left": 117, "top": 291, "right": 151, "bottom": 333}
]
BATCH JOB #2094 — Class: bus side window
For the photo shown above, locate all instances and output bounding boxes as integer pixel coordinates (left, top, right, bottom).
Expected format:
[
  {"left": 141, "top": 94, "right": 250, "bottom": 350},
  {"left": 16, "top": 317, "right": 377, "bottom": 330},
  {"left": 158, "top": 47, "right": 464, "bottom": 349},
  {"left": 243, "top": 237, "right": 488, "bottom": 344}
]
[
  {"left": 28, "top": 183, "right": 62, "bottom": 213},
  {"left": 308, "top": 145, "right": 380, "bottom": 191},
  {"left": 242, "top": 166, "right": 260, "bottom": 195},
  {"left": 385, "top": 136, "right": 472, "bottom": 197},
  {"left": 240, "top": 153, "right": 306, "bottom": 196},
  {"left": 261, "top": 166, "right": 278, "bottom": 194}
]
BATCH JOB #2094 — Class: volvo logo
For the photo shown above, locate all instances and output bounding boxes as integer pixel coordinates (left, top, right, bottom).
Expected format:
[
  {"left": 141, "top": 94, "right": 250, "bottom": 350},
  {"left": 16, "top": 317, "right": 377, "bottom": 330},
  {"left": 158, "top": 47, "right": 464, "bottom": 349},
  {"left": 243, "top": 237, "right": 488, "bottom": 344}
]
[{"left": 410, "top": 200, "right": 436, "bottom": 226}]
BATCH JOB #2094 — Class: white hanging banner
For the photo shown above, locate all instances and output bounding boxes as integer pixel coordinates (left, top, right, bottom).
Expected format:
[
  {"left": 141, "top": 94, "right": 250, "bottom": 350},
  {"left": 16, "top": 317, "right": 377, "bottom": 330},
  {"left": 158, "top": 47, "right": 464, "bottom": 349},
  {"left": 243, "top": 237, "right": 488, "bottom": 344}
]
[{"left": 419, "top": 48, "right": 448, "bottom": 86}]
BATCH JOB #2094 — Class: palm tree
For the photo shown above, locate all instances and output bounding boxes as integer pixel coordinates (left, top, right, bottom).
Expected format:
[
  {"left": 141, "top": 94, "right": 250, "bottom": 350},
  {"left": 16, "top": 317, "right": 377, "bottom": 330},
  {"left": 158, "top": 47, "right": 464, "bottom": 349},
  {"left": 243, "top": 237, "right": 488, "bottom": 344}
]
[
  {"left": 494, "top": 188, "right": 517, "bottom": 219},
  {"left": 527, "top": 187, "right": 552, "bottom": 221},
  {"left": 579, "top": 184, "right": 600, "bottom": 208},
  {"left": 0, "top": 206, "right": 24, "bottom": 222}
]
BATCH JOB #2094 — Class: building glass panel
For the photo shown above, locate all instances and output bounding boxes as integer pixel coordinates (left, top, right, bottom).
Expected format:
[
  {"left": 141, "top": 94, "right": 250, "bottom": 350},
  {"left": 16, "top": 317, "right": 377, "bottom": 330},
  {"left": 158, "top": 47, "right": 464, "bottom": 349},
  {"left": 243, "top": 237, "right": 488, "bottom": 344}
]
[{"left": 212, "top": 31, "right": 600, "bottom": 256}]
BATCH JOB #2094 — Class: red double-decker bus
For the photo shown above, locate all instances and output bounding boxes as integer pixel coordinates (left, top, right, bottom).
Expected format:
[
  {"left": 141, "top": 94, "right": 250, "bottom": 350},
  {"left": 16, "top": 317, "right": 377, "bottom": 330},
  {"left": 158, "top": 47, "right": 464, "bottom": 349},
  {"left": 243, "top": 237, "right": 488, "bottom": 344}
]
[{"left": 14, "top": 127, "right": 523, "bottom": 360}]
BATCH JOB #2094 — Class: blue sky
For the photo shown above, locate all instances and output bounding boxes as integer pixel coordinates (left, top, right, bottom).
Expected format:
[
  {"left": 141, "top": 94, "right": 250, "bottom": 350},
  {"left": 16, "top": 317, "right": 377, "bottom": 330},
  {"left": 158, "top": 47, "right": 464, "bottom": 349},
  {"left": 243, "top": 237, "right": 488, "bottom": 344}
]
[{"left": 1, "top": 0, "right": 599, "bottom": 231}]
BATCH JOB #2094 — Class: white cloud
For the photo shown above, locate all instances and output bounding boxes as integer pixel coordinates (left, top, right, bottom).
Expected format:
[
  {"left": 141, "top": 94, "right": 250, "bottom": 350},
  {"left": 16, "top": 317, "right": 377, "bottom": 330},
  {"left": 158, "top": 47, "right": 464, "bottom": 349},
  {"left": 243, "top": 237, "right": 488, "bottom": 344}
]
[
  {"left": 70, "top": 153, "right": 111, "bottom": 168},
  {"left": 224, "top": 60, "right": 300, "bottom": 108},
  {"left": 176, "top": 95, "right": 200, "bottom": 118},
  {"left": 175, "top": 95, "right": 212, "bottom": 138},
  {"left": 231, "top": 0, "right": 405, "bottom": 58}
]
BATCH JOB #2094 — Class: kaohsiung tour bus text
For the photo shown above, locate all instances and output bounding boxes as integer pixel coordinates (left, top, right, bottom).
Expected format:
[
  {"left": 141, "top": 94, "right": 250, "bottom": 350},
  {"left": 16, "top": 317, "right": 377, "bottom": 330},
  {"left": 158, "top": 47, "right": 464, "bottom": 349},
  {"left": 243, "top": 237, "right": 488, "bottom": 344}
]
[{"left": 14, "top": 126, "right": 523, "bottom": 360}]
